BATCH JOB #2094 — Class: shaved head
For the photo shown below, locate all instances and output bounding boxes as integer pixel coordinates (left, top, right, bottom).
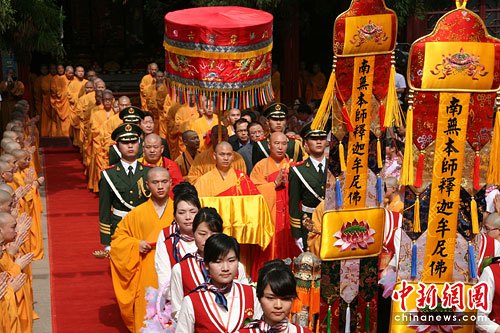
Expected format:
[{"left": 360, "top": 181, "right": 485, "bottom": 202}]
[
  {"left": 143, "top": 134, "right": 164, "bottom": 164},
  {"left": 213, "top": 141, "right": 234, "bottom": 172},
  {"left": 4, "top": 142, "right": 21, "bottom": 154},
  {"left": 268, "top": 131, "right": 288, "bottom": 161},
  {"left": 0, "top": 212, "right": 16, "bottom": 244},
  {"left": 0, "top": 184, "right": 14, "bottom": 195},
  {"left": 0, "top": 190, "right": 12, "bottom": 213},
  {"left": 147, "top": 166, "right": 170, "bottom": 181},
  {"left": 214, "top": 141, "right": 233, "bottom": 153}
]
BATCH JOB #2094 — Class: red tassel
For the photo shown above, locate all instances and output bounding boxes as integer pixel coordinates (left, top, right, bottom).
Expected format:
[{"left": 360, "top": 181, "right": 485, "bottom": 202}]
[
  {"left": 474, "top": 151, "right": 481, "bottom": 191},
  {"left": 341, "top": 104, "right": 354, "bottom": 132},
  {"left": 379, "top": 103, "right": 386, "bottom": 130},
  {"left": 414, "top": 151, "right": 424, "bottom": 188}
]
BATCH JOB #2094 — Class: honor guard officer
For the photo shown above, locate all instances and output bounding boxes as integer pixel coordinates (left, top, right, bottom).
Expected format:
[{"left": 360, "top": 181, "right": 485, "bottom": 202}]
[
  {"left": 109, "top": 106, "right": 145, "bottom": 165},
  {"left": 94, "top": 123, "right": 151, "bottom": 258},
  {"left": 288, "top": 123, "right": 328, "bottom": 251},
  {"left": 252, "top": 102, "right": 304, "bottom": 166}
]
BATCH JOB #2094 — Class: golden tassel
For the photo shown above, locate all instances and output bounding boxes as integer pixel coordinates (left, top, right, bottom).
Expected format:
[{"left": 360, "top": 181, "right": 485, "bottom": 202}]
[
  {"left": 413, "top": 196, "right": 421, "bottom": 233},
  {"left": 312, "top": 57, "right": 337, "bottom": 131},
  {"left": 400, "top": 99, "right": 414, "bottom": 186},
  {"left": 471, "top": 197, "right": 479, "bottom": 235},
  {"left": 377, "top": 137, "right": 383, "bottom": 169},
  {"left": 487, "top": 99, "right": 500, "bottom": 184},
  {"left": 338, "top": 141, "right": 346, "bottom": 172},
  {"left": 384, "top": 54, "right": 403, "bottom": 128}
]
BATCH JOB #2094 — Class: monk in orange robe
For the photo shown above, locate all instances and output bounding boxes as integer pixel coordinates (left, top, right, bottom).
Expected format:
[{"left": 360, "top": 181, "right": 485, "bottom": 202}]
[
  {"left": 110, "top": 167, "right": 174, "bottom": 332},
  {"left": 67, "top": 66, "right": 87, "bottom": 146},
  {"left": 40, "top": 65, "right": 56, "bottom": 137},
  {"left": 138, "top": 134, "right": 183, "bottom": 198},
  {"left": 50, "top": 65, "right": 72, "bottom": 136},
  {"left": 75, "top": 80, "right": 96, "bottom": 157},
  {"left": 174, "top": 130, "right": 200, "bottom": 177},
  {"left": 165, "top": 96, "right": 199, "bottom": 160},
  {"left": 80, "top": 79, "right": 105, "bottom": 166},
  {"left": 139, "top": 63, "right": 157, "bottom": 111},
  {"left": 250, "top": 132, "right": 299, "bottom": 261},
  {"left": 190, "top": 96, "right": 218, "bottom": 152},
  {"left": 144, "top": 70, "right": 167, "bottom": 133},
  {"left": 194, "top": 141, "right": 259, "bottom": 197},
  {"left": 186, "top": 125, "right": 246, "bottom": 184},
  {"left": 87, "top": 90, "right": 114, "bottom": 191}
]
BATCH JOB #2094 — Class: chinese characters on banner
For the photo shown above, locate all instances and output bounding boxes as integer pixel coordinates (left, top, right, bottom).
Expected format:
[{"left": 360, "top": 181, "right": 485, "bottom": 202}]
[
  {"left": 344, "top": 56, "right": 374, "bottom": 208},
  {"left": 423, "top": 93, "right": 470, "bottom": 282}
]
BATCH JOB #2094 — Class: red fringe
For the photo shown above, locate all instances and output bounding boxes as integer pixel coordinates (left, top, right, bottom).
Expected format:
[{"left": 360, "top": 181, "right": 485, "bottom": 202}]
[
  {"left": 415, "top": 152, "right": 424, "bottom": 188},
  {"left": 379, "top": 103, "right": 385, "bottom": 130},
  {"left": 474, "top": 153, "right": 481, "bottom": 191},
  {"left": 341, "top": 105, "right": 354, "bottom": 132}
]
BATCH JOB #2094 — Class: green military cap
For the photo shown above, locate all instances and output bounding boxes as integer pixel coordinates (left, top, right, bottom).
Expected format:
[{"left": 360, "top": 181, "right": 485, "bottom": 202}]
[
  {"left": 300, "top": 122, "right": 328, "bottom": 139},
  {"left": 119, "top": 106, "right": 145, "bottom": 124},
  {"left": 112, "top": 123, "right": 143, "bottom": 142},
  {"left": 263, "top": 102, "right": 288, "bottom": 119}
]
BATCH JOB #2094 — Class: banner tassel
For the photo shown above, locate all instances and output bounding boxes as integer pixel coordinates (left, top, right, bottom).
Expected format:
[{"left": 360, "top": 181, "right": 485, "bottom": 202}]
[
  {"left": 384, "top": 55, "right": 403, "bottom": 128},
  {"left": 339, "top": 141, "right": 346, "bottom": 172},
  {"left": 487, "top": 99, "right": 500, "bottom": 184},
  {"left": 473, "top": 151, "right": 481, "bottom": 191},
  {"left": 411, "top": 240, "right": 417, "bottom": 279},
  {"left": 413, "top": 196, "right": 421, "bottom": 233},
  {"left": 377, "top": 175, "right": 383, "bottom": 205},
  {"left": 377, "top": 137, "right": 383, "bottom": 169},
  {"left": 415, "top": 150, "right": 425, "bottom": 188},
  {"left": 336, "top": 177, "right": 343, "bottom": 209},
  {"left": 471, "top": 196, "right": 479, "bottom": 235},
  {"left": 400, "top": 103, "right": 414, "bottom": 185},
  {"left": 468, "top": 242, "right": 477, "bottom": 279},
  {"left": 345, "top": 304, "right": 351, "bottom": 333}
]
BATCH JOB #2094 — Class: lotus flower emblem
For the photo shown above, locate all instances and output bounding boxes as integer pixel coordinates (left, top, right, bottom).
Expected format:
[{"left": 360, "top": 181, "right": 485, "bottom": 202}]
[{"left": 333, "top": 219, "right": 375, "bottom": 251}]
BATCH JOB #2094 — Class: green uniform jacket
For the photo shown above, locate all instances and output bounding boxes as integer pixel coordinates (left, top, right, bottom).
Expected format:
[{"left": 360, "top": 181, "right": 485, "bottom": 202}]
[
  {"left": 252, "top": 135, "right": 303, "bottom": 166},
  {"left": 98, "top": 161, "right": 151, "bottom": 245},
  {"left": 288, "top": 157, "right": 326, "bottom": 250}
]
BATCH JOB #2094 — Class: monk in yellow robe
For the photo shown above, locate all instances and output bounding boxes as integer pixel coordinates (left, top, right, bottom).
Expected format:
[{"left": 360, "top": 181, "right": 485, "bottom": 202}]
[
  {"left": 67, "top": 66, "right": 87, "bottom": 146},
  {"left": 145, "top": 71, "right": 167, "bottom": 133},
  {"left": 80, "top": 79, "right": 105, "bottom": 166},
  {"left": 0, "top": 211, "right": 34, "bottom": 333},
  {"left": 87, "top": 90, "right": 114, "bottom": 191},
  {"left": 186, "top": 126, "right": 246, "bottom": 184},
  {"left": 174, "top": 130, "right": 200, "bottom": 177},
  {"left": 195, "top": 142, "right": 259, "bottom": 196},
  {"left": 110, "top": 167, "right": 174, "bottom": 332},
  {"left": 0, "top": 272, "right": 22, "bottom": 333},
  {"left": 75, "top": 80, "right": 96, "bottom": 158},
  {"left": 190, "top": 96, "right": 218, "bottom": 152},
  {"left": 250, "top": 132, "right": 299, "bottom": 261},
  {"left": 0, "top": 70, "right": 25, "bottom": 131},
  {"left": 40, "top": 65, "right": 56, "bottom": 137},
  {"left": 139, "top": 63, "right": 157, "bottom": 110},
  {"left": 165, "top": 98, "right": 199, "bottom": 160},
  {"left": 50, "top": 65, "right": 70, "bottom": 136}
]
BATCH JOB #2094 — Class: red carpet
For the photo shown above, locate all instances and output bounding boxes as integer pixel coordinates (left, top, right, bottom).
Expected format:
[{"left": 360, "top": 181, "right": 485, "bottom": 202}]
[{"left": 43, "top": 146, "right": 128, "bottom": 333}]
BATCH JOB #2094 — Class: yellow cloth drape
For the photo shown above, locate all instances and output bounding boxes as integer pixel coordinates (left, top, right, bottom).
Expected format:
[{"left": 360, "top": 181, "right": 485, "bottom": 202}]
[
  {"left": 199, "top": 195, "right": 274, "bottom": 250},
  {"left": 110, "top": 199, "right": 174, "bottom": 333}
]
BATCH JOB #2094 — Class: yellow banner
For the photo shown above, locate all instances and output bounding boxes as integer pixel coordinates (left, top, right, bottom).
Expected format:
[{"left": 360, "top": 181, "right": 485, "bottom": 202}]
[
  {"left": 422, "top": 42, "right": 494, "bottom": 91},
  {"left": 344, "top": 56, "right": 374, "bottom": 208},
  {"left": 423, "top": 93, "right": 470, "bottom": 282},
  {"left": 343, "top": 14, "right": 394, "bottom": 55},
  {"left": 320, "top": 207, "right": 385, "bottom": 260}
]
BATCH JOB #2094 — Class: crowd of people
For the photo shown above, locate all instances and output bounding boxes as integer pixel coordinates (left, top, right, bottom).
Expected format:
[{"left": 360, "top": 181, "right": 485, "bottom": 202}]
[
  {"left": 2, "top": 56, "right": 500, "bottom": 332},
  {"left": 0, "top": 99, "right": 45, "bottom": 332}
]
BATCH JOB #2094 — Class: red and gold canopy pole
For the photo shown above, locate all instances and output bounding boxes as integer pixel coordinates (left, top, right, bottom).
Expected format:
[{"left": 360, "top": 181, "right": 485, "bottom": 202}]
[
  {"left": 164, "top": 6, "right": 274, "bottom": 118},
  {"left": 312, "top": 0, "right": 399, "bottom": 332},
  {"left": 390, "top": 1, "right": 500, "bottom": 331}
]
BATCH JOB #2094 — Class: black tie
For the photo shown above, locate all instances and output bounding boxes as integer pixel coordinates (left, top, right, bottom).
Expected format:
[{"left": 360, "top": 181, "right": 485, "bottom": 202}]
[
  {"left": 318, "top": 163, "right": 325, "bottom": 178},
  {"left": 128, "top": 165, "right": 133, "bottom": 179}
]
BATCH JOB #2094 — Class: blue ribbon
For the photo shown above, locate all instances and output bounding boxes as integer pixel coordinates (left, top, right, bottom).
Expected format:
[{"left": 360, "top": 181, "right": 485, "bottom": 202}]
[
  {"left": 376, "top": 176, "right": 383, "bottom": 205},
  {"left": 336, "top": 178, "right": 343, "bottom": 208},
  {"left": 468, "top": 244, "right": 477, "bottom": 279}
]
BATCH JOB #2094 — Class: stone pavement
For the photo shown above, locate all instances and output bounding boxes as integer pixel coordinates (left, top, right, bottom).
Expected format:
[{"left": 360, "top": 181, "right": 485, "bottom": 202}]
[{"left": 33, "top": 159, "right": 52, "bottom": 332}]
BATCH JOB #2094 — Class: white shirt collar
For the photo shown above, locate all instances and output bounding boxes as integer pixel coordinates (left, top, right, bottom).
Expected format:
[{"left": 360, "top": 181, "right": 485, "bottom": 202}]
[
  {"left": 310, "top": 156, "right": 326, "bottom": 173},
  {"left": 120, "top": 160, "right": 138, "bottom": 174}
]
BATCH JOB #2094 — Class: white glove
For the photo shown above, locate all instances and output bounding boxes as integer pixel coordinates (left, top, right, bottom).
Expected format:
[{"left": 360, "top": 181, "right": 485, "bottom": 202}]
[{"left": 295, "top": 238, "right": 304, "bottom": 252}]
